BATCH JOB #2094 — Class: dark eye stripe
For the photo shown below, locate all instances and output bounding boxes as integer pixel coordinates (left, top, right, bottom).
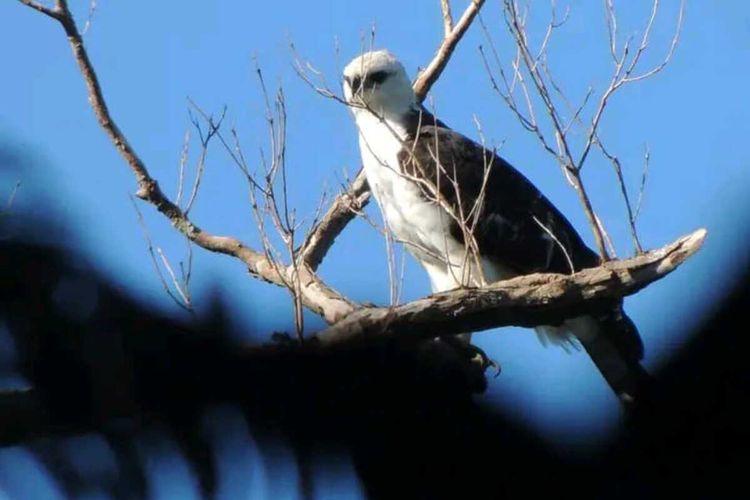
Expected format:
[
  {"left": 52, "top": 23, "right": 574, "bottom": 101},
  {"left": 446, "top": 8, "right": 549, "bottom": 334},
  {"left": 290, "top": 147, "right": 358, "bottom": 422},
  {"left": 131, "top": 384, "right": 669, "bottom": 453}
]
[
  {"left": 367, "top": 71, "right": 389, "bottom": 85},
  {"left": 345, "top": 71, "right": 389, "bottom": 91}
]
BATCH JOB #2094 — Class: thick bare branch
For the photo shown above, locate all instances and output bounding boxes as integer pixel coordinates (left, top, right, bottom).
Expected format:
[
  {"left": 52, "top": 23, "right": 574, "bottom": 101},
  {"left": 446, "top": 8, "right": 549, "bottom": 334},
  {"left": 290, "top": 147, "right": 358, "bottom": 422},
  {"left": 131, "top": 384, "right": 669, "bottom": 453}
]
[
  {"left": 413, "top": 0, "right": 486, "bottom": 101},
  {"left": 317, "top": 229, "right": 706, "bottom": 345},
  {"left": 300, "top": 171, "right": 370, "bottom": 270},
  {"left": 22, "top": 0, "right": 356, "bottom": 325}
]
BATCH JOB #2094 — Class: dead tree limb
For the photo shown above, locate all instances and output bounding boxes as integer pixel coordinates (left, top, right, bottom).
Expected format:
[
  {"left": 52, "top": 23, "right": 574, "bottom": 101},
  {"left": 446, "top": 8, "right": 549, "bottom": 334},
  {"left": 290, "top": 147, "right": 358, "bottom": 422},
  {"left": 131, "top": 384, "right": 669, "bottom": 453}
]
[
  {"left": 300, "top": 172, "right": 370, "bottom": 270},
  {"left": 316, "top": 229, "right": 706, "bottom": 345},
  {"left": 413, "top": 0, "right": 484, "bottom": 102},
  {"left": 17, "top": 0, "right": 356, "bottom": 324},
  {"left": 440, "top": 0, "right": 455, "bottom": 37},
  {"left": 414, "top": 0, "right": 486, "bottom": 101}
]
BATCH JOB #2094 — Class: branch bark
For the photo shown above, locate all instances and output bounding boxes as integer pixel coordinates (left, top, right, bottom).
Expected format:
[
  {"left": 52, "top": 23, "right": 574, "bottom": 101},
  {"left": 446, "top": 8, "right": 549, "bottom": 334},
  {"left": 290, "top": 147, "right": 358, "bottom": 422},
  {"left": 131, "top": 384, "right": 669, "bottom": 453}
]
[
  {"left": 18, "top": 0, "right": 63, "bottom": 19},
  {"left": 300, "top": 171, "right": 370, "bottom": 270},
  {"left": 316, "top": 229, "right": 706, "bottom": 345},
  {"left": 440, "top": 0, "right": 455, "bottom": 37},
  {"left": 18, "top": 0, "right": 356, "bottom": 324},
  {"left": 413, "top": 0, "right": 487, "bottom": 102}
]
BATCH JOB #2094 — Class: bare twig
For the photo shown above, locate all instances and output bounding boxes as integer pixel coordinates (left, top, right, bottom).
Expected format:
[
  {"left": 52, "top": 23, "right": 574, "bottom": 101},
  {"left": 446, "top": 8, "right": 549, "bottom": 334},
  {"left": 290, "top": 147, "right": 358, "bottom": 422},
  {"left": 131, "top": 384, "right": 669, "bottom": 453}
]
[
  {"left": 622, "top": 1, "right": 685, "bottom": 84},
  {"left": 595, "top": 213, "right": 617, "bottom": 259},
  {"left": 299, "top": 171, "right": 370, "bottom": 270},
  {"left": 485, "top": 0, "right": 683, "bottom": 262},
  {"left": 440, "top": 0, "right": 454, "bottom": 37},
  {"left": 129, "top": 196, "right": 193, "bottom": 312},
  {"left": 532, "top": 215, "right": 574, "bottom": 274},
  {"left": 605, "top": 0, "right": 619, "bottom": 63},
  {"left": 501, "top": 0, "right": 610, "bottom": 260},
  {"left": 18, "top": 0, "right": 62, "bottom": 20},
  {"left": 81, "top": 0, "right": 97, "bottom": 35},
  {"left": 185, "top": 106, "right": 226, "bottom": 215},
  {"left": 175, "top": 129, "right": 190, "bottom": 207},
  {"left": 20, "top": 0, "right": 356, "bottom": 325},
  {"left": 3, "top": 181, "right": 22, "bottom": 213},
  {"left": 634, "top": 144, "right": 650, "bottom": 223},
  {"left": 384, "top": 220, "right": 399, "bottom": 305},
  {"left": 598, "top": 141, "right": 643, "bottom": 254},
  {"left": 579, "top": 0, "right": 685, "bottom": 169},
  {"left": 157, "top": 247, "right": 192, "bottom": 309},
  {"left": 179, "top": 239, "right": 194, "bottom": 293}
]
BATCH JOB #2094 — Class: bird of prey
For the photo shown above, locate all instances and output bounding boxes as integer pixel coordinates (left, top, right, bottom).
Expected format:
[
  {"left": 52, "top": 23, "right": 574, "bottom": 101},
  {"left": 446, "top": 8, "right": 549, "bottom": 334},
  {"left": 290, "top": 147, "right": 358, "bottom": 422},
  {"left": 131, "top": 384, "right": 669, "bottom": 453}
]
[{"left": 342, "top": 50, "right": 647, "bottom": 403}]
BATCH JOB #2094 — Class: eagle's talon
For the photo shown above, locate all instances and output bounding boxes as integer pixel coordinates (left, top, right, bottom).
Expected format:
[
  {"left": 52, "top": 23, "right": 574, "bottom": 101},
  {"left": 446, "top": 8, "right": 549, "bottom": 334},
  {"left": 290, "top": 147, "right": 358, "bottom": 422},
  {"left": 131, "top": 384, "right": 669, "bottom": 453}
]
[
  {"left": 440, "top": 336, "right": 501, "bottom": 377},
  {"left": 469, "top": 348, "right": 501, "bottom": 377}
]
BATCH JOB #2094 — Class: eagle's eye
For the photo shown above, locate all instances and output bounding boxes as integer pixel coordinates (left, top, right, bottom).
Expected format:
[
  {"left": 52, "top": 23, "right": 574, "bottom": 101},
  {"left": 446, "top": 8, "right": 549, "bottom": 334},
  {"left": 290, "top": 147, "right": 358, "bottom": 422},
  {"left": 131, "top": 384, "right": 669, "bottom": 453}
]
[{"left": 366, "top": 70, "right": 389, "bottom": 86}]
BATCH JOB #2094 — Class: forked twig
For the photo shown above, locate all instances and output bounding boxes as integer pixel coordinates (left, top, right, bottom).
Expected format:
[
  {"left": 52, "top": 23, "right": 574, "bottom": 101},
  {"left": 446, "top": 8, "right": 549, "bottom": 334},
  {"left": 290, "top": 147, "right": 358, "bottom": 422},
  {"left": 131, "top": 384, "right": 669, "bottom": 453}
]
[{"left": 413, "top": 0, "right": 487, "bottom": 102}]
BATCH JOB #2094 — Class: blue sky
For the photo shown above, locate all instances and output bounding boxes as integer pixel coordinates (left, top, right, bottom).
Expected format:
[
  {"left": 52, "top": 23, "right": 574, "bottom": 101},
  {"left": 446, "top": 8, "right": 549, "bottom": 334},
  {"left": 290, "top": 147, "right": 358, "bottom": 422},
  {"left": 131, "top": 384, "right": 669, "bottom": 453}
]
[{"left": 2, "top": 0, "right": 750, "bottom": 495}]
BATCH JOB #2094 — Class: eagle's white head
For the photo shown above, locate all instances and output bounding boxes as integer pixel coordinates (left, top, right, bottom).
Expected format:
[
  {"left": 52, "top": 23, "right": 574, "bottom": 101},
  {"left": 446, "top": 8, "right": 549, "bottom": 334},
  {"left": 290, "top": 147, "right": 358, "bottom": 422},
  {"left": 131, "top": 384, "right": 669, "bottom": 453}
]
[{"left": 343, "top": 50, "right": 416, "bottom": 119}]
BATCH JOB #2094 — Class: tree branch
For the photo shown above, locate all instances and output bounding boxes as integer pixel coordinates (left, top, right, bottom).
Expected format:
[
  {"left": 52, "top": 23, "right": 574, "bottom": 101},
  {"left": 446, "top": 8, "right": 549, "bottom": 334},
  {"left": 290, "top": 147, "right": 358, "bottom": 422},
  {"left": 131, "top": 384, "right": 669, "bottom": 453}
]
[
  {"left": 413, "top": 0, "right": 486, "bottom": 102},
  {"left": 17, "top": 0, "right": 63, "bottom": 20},
  {"left": 300, "top": 171, "right": 370, "bottom": 270},
  {"left": 316, "top": 229, "right": 706, "bottom": 345},
  {"left": 440, "top": 0, "right": 455, "bottom": 37},
  {"left": 19, "top": 0, "right": 356, "bottom": 325}
]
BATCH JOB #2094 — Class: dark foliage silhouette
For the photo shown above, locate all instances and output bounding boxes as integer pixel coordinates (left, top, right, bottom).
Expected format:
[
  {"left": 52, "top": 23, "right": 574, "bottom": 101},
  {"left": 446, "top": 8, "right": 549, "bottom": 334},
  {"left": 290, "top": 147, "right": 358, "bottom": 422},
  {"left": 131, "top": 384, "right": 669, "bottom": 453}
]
[{"left": 0, "top": 213, "right": 747, "bottom": 498}]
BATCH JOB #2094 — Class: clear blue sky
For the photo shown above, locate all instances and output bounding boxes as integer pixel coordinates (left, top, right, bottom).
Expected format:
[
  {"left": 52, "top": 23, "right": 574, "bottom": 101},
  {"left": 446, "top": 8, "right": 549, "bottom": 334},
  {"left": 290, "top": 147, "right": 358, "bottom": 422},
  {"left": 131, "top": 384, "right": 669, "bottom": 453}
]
[{"left": 2, "top": 0, "right": 750, "bottom": 497}]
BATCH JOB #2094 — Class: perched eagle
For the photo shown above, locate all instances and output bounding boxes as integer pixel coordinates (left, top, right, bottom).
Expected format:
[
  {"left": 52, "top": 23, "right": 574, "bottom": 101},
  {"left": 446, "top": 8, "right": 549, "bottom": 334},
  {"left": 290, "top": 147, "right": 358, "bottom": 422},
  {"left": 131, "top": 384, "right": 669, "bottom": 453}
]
[{"left": 343, "top": 50, "right": 647, "bottom": 403}]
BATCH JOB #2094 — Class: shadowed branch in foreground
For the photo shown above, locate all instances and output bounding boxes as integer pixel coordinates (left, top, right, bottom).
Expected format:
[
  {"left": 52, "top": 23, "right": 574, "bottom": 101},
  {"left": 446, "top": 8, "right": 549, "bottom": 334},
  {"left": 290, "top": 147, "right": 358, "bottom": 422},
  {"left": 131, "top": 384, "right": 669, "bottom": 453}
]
[
  {"left": 4, "top": 2, "right": 734, "bottom": 497},
  {"left": 0, "top": 217, "right": 744, "bottom": 499}
]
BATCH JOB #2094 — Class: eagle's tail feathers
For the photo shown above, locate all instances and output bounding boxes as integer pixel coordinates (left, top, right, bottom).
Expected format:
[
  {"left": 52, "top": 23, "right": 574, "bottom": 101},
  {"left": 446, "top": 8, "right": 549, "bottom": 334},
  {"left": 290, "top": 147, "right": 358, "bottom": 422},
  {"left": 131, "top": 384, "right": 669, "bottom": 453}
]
[
  {"left": 567, "top": 314, "right": 650, "bottom": 405},
  {"left": 536, "top": 314, "right": 649, "bottom": 405},
  {"left": 534, "top": 325, "right": 580, "bottom": 353}
]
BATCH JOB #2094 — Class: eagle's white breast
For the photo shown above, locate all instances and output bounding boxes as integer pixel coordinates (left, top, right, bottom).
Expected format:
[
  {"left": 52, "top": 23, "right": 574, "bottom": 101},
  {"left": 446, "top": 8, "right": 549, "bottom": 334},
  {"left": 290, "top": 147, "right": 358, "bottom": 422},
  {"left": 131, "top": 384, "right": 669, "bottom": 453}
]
[{"left": 354, "top": 112, "right": 504, "bottom": 292}]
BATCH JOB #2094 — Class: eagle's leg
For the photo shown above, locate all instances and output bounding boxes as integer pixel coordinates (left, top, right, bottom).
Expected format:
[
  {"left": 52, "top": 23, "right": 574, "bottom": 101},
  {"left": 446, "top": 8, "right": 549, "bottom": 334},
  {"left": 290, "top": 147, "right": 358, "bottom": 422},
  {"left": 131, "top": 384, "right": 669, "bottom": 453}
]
[{"left": 418, "top": 259, "right": 502, "bottom": 375}]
